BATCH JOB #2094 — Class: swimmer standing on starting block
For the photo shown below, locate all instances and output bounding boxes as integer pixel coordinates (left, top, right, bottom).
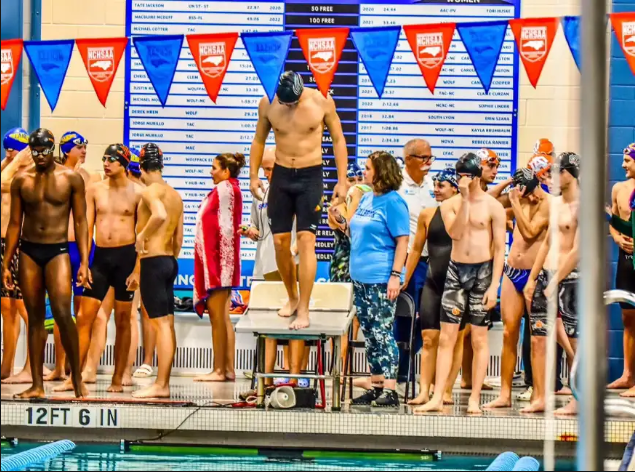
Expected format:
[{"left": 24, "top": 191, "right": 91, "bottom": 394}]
[
  {"left": 249, "top": 71, "right": 349, "bottom": 330},
  {"left": 2, "top": 129, "right": 91, "bottom": 399}
]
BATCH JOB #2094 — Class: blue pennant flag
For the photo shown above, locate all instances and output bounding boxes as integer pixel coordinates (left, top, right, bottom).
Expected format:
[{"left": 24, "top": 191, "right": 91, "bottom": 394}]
[
  {"left": 350, "top": 26, "right": 400, "bottom": 98},
  {"left": 24, "top": 40, "right": 74, "bottom": 111},
  {"left": 134, "top": 35, "right": 184, "bottom": 107},
  {"left": 241, "top": 31, "right": 293, "bottom": 103},
  {"left": 457, "top": 21, "right": 508, "bottom": 94},
  {"left": 562, "top": 16, "right": 581, "bottom": 71}
]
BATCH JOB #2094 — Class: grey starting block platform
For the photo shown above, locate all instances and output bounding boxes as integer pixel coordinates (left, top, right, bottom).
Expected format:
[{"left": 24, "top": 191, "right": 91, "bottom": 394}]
[{"left": 235, "top": 282, "right": 356, "bottom": 411}]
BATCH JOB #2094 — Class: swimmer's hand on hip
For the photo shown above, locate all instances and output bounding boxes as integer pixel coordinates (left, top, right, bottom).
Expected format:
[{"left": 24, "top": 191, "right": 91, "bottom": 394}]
[{"left": 250, "top": 176, "right": 265, "bottom": 201}]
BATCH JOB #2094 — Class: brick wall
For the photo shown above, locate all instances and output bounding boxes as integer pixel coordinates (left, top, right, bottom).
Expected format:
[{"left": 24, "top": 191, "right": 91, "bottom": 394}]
[{"left": 608, "top": 0, "right": 635, "bottom": 382}]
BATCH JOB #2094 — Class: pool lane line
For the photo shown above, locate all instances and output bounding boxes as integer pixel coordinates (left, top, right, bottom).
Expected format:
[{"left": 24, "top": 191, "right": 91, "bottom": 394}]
[
  {"left": 126, "top": 444, "right": 438, "bottom": 462},
  {"left": 302, "top": 450, "right": 437, "bottom": 462},
  {"left": 127, "top": 445, "right": 260, "bottom": 456}
]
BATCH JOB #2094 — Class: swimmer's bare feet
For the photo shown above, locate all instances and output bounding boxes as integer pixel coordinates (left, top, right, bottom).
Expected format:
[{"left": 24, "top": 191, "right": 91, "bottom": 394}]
[
  {"left": 44, "top": 369, "right": 67, "bottom": 382},
  {"left": 278, "top": 298, "right": 299, "bottom": 318},
  {"left": 122, "top": 373, "right": 133, "bottom": 387},
  {"left": 484, "top": 396, "right": 512, "bottom": 409},
  {"left": 467, "top": 398, "right": 483, "bottom": 415},
  {"left": 621, "top": 386, "right": 635, "bottom": 398},
  {"left": 193, "top": 371, "right": 226, "bottom": 382},
  {"left": 554, "top": 399, "right": 578, "bottom": 416},
  {"left": 556, "top": 387, "right": 572, "bottom": 396},
  {"left": 107, "top": 383, "right": 124, "bottom": 393},
  {"left": 75, "top": 382, "right": 90, "bottom": 399},
  {"left": 225, "top": 371, "right": 236, "bottom": 382},
  {"left": 607, "top": 375, "right": 634, "bottom": 390},
  {"left": 14, "top": 386, "right": 46, "bottom": 400},
  {"left": 408, "top": 392, "right": 429, "bottom": 406},
  {"left": 132, "top": 383, "right": 170, "bottom": 399},
  {"left": 2, "top": 369, "right": 33, "bottom": 385},
  {"left": 82, "top": 369, "right": 97, "bottom": 385},
  {"left": 443, "top": 392, "right": 455, "bottom": 406},
  {"left": 521, "top": 399, "right": 546, "bottom": 414},
  {"left": 289, "top": 310, "right": 310, "bottom": 330},
  {"left": 53, "top": 378, "right": 74, "bottom": 392},
  {"left": 414, "top": 397, "right": 444, "bottom": 414}
]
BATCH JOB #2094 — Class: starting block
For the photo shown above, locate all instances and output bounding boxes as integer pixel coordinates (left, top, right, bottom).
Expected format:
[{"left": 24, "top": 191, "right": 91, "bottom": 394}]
[{"left": 235, "top": 282, "right": 356, "bottom": 411}]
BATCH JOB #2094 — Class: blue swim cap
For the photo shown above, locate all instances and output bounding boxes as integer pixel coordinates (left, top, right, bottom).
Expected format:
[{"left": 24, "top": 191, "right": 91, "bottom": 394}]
[
  {"left": 347, "top": 163, "right": 363, "bottom": 180},
  {"left": 128, "top": 147, "right": 141, "bottom": 175},
  {"left": 433, "top": 167, "right": 459, "bottom": 188},
  {"left": 3, "top": 127, "right": 29, "bottom": 152},
  {"left": 60, "top": 131, "right": 88, "bottom": 157}
]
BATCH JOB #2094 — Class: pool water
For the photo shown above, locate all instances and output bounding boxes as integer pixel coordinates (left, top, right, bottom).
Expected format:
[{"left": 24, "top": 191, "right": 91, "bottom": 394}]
[{"left": 0, "top": 444, "right": 575, "bottom": 471}]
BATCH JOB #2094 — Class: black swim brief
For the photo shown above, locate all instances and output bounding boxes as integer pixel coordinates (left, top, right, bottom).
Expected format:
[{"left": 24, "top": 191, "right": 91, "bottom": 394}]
[
  {"left": 530, "top": 269, "right": 579, "bottom": 338},
  {"left": 83, "top": 244, "right": 137, "bottom": 303},
  {"left": 616, "top": 249, "right": 635, "bottom": 310},
  {"left": 268, "top": 164, "right": 324, "bottom": 235},
  {"left": 440, "top": 260, "right": 494, "bottom": 328},
  {"left": 0, "top": 238, "right": 22, "bottom": 300},
  {"left": 140, "top": 256, "right": 178, "bottom": 319},
  {"left": 19, "top": 240, "right": 69, "bottom": 269}
]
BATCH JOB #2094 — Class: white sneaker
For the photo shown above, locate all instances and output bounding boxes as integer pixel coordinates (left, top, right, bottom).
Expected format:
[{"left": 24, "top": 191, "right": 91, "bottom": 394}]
[{"left": 516, "top": 386, "right": 533, "bottom": 402}]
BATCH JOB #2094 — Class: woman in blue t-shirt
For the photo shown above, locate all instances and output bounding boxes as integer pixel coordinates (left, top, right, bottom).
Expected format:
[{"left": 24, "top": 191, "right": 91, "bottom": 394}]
[{"left": 349, "top": 151, "right": 410, "bottom": 408}]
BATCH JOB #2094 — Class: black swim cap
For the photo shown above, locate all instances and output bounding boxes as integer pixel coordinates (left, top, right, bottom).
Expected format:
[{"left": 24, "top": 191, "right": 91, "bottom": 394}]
[
  {"left": 455, "top": 152, "right": 483, "bottom": 178},
  {"left": 139, "top": 143, "right": 163, "bottom": 171},
  {"left": 29, "top": 128, "right": 55, "bottom": 151},
  {"left": 558, "top": 152, "right": 580, "bottom": 179},
  {"left": 277, "top": 71, "right": 304, "bottom": 104},
  {"left": 512, "top": 168, "right": 539, "bottom": 196},
  {"left": 103, "top": 144, "right": 131, "bottom": 169}
]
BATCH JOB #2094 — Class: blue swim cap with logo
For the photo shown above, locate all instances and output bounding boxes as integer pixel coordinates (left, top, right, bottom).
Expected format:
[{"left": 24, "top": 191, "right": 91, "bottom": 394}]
[
  {"left": 3, "top": 127, "right": 29, "bottom": 152},
  {"left": 128, "top": 147, "right": 141, "bottom": 175},
  {"left": 60, "top": 131, "right": 88, "bottom": 157}
]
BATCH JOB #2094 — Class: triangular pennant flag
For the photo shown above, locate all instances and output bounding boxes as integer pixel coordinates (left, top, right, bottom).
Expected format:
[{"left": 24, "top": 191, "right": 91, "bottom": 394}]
[
  {"left": 1, "top": 39, "right": 24, "bottom": 111},
  {"left": 186, "top": 32, "right": 238, "bottom": 104},
  {"left": 133, "top": 35, "right": 183, "bottom": 107},
  {"left": 509, "top": 18, "right": 560, "bottom": 88},
  {"left": 561, "top": 16, "right": 581, "bottom": 71},
  {"left": 23, "top": 39, "right": 74, "bottom": 111},
  {"left": 456, "top": 21, "right": 508, "bottom": 93},
  {"left": 610, "top": 12, "right": 635, "bottom": 77},
  {"left": 403, "top": 23, "right": 456, "bottom": 94},
  {"left": 241, "top": 31, "right": 293, "bottom": 103},
  {"left": 350, "top": 26, "right": 400, "bottom": 98},
  {"left": 76, "top": 37, "right": 128, "bottom": 107},
  {"left": 296, "top": 28, "right": 350, "bottom": 97}
]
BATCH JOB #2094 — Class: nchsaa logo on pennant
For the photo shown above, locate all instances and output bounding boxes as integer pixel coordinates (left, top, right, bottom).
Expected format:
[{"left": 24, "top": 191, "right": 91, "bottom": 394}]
[
  {"left": 416, "top": 33, "right": 444, "bottom": 69},
  {"left": 199, "top": 42, "right": 226, "bottom": 78},
  {"left": 624, "top": 22, "right": 635, "bottom": 57},
  {"left": 520, "top": 27, "right": 547, "bottom": 63},
  {"left": 308, "top": 37, "right": 336, "bottom": 73},
  {"left": 1, "top": 49, "right": 14, "bottom": 86},
  {"left": 87, "top": 47, "right": 115, "bottom": 82}
]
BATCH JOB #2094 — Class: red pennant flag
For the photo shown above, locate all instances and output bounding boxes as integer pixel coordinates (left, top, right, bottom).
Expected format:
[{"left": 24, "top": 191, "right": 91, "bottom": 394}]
[
  {"left": 1, "top": 39, "right": 24, "bottom": 111},
  {"left": 509, "top": 18, "right": 559, "bottom": 88},
  {"left": 296, "top": 28, "right": 349, "bottom": 97},
  {"left": 403, "top": 23, "right": 455, "bottom": 94},
  {"left": 610, "top": 12, "right": 635, "bottom": 77},
  {"left": 187, "top": 32, "right": 238, "bottom": 103},
  {"left": 76, "top": 37, "right": 128, "bottom": 107}
]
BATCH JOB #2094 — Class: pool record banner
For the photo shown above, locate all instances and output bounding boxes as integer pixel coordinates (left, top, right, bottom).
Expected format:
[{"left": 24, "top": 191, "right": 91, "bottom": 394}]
[{"left": 125, "top": 0, "right": 521, "bottom": 290}]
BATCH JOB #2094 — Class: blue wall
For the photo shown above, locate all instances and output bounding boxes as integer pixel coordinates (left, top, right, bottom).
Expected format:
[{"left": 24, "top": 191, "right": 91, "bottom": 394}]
[
  {"left": 0, "top": 0, "right": 23, "bottom": 138},
  {"left": 608, "top": 0, "right": 635, "bottom": 382}
]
